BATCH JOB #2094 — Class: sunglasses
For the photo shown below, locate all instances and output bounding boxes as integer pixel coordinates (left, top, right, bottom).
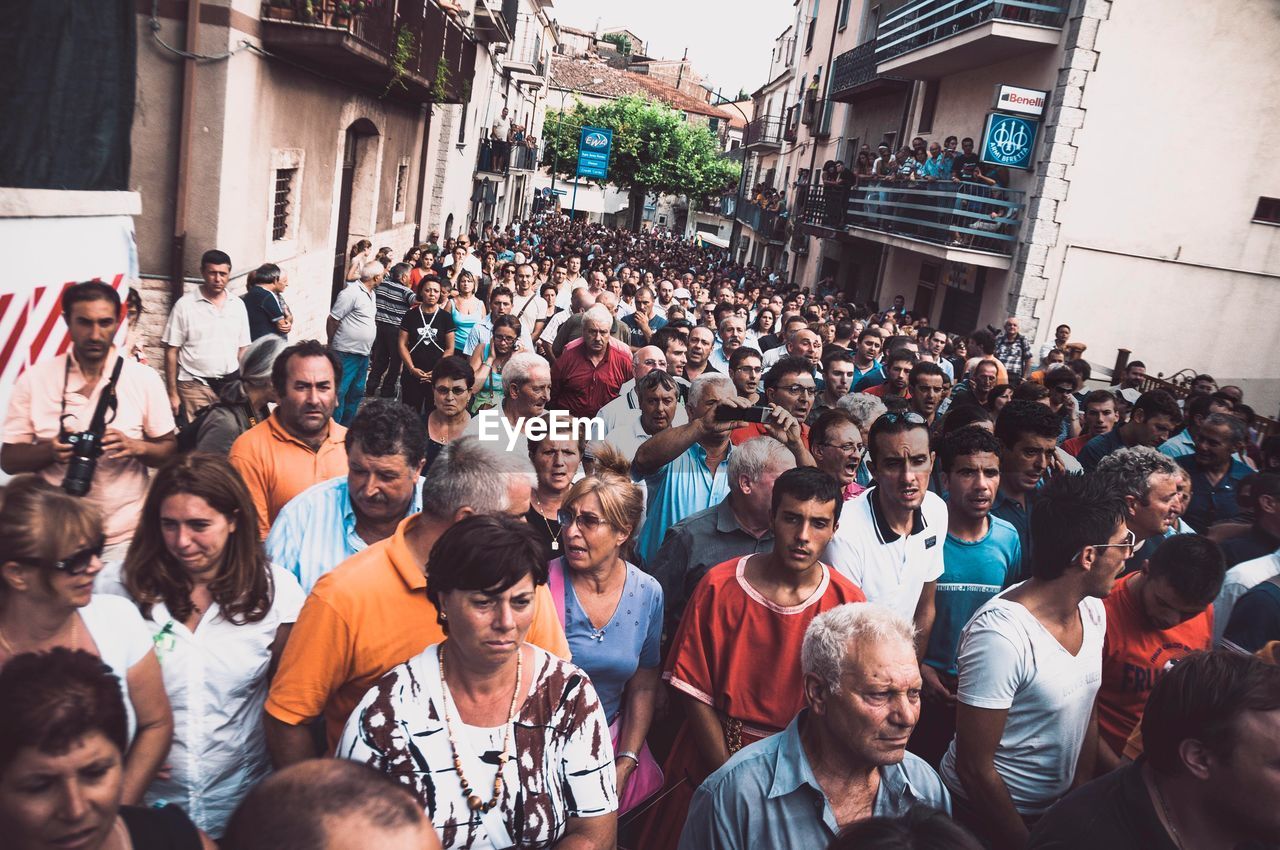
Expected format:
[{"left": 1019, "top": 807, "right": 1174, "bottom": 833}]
[
  {"left": 558, "top": 509, "right": 609, "bottom": 533},
  {"left": 881, "top": 412, "right": 926, "bottom": 425},
  {"left": 15, "top": 536, "right": 106, "bottom": 576},
  {"left": 1072, "top": 529, "right": 1137, "bottom": 563}
]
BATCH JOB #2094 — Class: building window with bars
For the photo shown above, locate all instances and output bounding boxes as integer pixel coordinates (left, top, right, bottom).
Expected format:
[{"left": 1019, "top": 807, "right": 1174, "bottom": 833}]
[
  {"left": 395, "top": 163, "right": 409, "bottom": 213},
  {"left": 271, "top": 167, "right": 297, "bottom": 241}
]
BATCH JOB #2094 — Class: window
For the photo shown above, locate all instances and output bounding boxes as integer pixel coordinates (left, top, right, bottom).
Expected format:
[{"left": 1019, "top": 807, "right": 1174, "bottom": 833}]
[
  {"left": 1254, "top": 196, "right": 1280, "bottom": 224},
  {"left": 838, "top": 0, "right": 853, "bottom": 30},
  {"left": 271, "top": 167, "right": 296, "bottom": 242},
  {"left": 917, "top": 80, "right": 939, "bottom": 134},
  {"left": 457, "top": 102, "right": 468, "bottom": 145},
  {"left": 806, "top": 0, "right": 819, "bottom": 52},
  {"left": 394, "top": 163, "right": 409, "bottom": 213}
]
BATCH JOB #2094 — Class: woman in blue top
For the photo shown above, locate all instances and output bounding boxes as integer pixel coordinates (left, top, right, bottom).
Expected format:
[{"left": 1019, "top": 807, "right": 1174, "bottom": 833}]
[
  {"left": 468, "top": 314, "right": 519, "bottom": 413},
  {"left": 448, "top": 270, "right": 484, "bottom": 353},
  {"left": 547, "top": 443, "right": 664, "bottom": 814}
]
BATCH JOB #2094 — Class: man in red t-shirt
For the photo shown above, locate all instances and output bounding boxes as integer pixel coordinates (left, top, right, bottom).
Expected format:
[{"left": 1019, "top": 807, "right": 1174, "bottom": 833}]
[
  {"left": 865, "top": 349, "right": 916, "bottom": 401},
  {"left": 1097, "top": 534, "right": 1225, "bottom": 772}
]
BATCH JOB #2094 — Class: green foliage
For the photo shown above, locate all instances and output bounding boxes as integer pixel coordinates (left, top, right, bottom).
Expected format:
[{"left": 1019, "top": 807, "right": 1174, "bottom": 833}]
[
  {"left": 541, "top": 95, "right": 741, "bottom": 227},
  {"left": 600, "top": 33, "right": 633, "bottom": 55},
  {"left": 431, "top": 55, "right": 451, "bottom": 102},
  {"left": 386, "top": 24, "right": 415, "bottom": 95}
]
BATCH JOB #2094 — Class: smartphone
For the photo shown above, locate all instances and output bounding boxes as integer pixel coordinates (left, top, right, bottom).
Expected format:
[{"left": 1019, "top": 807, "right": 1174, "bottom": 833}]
[{"left": 715, "top": 404, "right": 771, "bottom": 424}]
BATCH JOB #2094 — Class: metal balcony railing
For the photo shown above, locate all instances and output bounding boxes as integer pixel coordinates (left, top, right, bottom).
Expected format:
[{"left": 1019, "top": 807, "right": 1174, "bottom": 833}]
[
  {"left": 259, "top": 1, "right": 476, "bottom": 103},
  {"left": 735, "top": 196, "right": 788, "bottom": 242},
  {"left": 876, "top": 0, "right": 1069, "bottom": 65},
  {"left": 743, "top": 116, "right": 785, "bottom": 149},
  {"left": 476, "top": 138, "right": 539, "bottom": 174},
  {"left": 801, "top": 180, "right": 1025, "bottom": 256},
  {"left": 831, "top": 40, "right": 910, "bottom": 100},
  {"left": 506, "top": 13, "right": 544, "bottom": 71}
]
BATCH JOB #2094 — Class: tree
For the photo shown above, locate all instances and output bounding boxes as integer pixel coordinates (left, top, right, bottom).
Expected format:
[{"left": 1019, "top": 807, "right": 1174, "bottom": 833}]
[
  {"left": 600, "top": 32, "right": 632, "bottom": 55},
  {"left": 541, "top": 95, "right": 740, "bottom": 231}
]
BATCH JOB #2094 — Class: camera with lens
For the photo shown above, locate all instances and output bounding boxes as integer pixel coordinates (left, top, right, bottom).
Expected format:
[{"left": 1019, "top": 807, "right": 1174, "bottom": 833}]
[
  {"left": 62, "top": 429, "right": 104, "bottom": 497},
  {"left": 58, "top": 357, "right": 123, "bottom": 498}
]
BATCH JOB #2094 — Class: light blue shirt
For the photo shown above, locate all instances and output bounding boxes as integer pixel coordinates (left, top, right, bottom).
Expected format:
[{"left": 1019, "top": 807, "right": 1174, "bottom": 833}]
[
  {"left": 679, "top": 710, "right": 951, "bottom": 850},
  {"left": 636, "top": 442, "right": 733, "bottom": 567},
  {"left": 266, "top": 475, "right": 424, "bottom": 593}
]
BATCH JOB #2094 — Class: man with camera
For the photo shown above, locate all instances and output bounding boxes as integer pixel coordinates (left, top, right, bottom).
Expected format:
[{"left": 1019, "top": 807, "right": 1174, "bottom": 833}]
[{"left": 2, "top": 281, "right": 176, "bottom": 558}]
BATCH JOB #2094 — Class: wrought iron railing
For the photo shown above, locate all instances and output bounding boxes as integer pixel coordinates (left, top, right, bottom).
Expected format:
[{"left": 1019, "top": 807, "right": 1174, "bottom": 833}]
[
  {"left": 476, "top": 137, "right": 539, "bottom": 173},
  {"left": 831, "top": 40, "right": 909, "bottom": 99},
  {"left": 801, "top": 180, "right": 1025, "bottom": 256},
  {"left": 875, "top": 0, "right": 1069, "bottom": 64},
  {"left": 735, "top": 196, "right": 788, "bottom": 242},
  {"left": 743, "top": 116, "right": 785, "bottom": 148}
]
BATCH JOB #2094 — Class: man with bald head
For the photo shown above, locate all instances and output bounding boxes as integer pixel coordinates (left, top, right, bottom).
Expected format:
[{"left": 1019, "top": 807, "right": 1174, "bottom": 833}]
[
  {"left": 765, "top": 326, "right": 824, "bottom": 375},
  {"left": 598, "top": 344, "right": 688, "bottom": 432},
  {"left": 552, "top": 287, "right": 630, "bottom": 356},
  {"left": 551, "top": 305, "right": 634, "bottom": 417}
]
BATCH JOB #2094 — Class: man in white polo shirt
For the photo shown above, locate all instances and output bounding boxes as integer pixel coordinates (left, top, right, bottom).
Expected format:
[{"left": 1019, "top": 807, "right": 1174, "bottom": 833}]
[
  {"left": 823, "top": 411, "right": 945, "bottom": 658},
  {"left": 163, "top": 248, "right": 251, "bottom": 420}
]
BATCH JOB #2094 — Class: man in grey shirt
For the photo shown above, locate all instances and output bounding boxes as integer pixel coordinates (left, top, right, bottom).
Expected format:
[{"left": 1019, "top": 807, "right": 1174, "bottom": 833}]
[
  {"left": 327, "top": 261, "right": 383, "bottom": 425},
  {"left": 679, "top": 603, "right": 950, "bottom": 849}
]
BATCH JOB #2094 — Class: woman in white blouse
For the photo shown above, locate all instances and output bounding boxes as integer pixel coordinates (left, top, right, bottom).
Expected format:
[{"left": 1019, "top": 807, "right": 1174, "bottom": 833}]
[
  {"left": 339, "top": 514, "right": 617, "bottom": 849},
  {"left": 0, "top": 475, "right": 172, "bottom": 806},
  {"left": 103, "top": 454, "right": 304, "bottom": 838}
]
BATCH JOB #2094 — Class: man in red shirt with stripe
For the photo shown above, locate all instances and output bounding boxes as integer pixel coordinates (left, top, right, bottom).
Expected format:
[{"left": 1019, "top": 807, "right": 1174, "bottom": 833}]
[{"left": 549, "top": 305, "right": 632, "bottom": 418}]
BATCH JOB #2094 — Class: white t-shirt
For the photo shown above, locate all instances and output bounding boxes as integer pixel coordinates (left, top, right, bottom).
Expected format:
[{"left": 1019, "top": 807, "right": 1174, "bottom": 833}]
[
  {"left": 822, "top": 487, "right": 947, "bottom": 621},
  {"left": 554, "top": 277, "right": 590, "bottom": 311},
  {"left": 510, "top": 290, "right": 547, "bottom": 338},
  {"left": 162, "top": 290, "right": 251, "bottom": 381},
  {"left": 939, "top": 587, "right": 1106, "bottom": 814},
  {"left": 1214, "top": 552, "right": 1280, "bottom": 646},
  {"left": 79, "top": 594, "right": 155, "bottom": 743}
]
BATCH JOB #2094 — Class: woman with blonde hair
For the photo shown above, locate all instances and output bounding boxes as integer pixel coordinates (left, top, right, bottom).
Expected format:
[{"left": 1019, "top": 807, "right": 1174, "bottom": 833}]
[
  {"left": 548, "top": 443, "right": 664, "bottom": 812},
  {"left": 101, "top": 454, "right": 304, "bottom": 837},
  {"left": 0, "top": 475, "right": 172, "bottom": 805},
  {"left": 345, "top": 238, "right": 373, "bottom": 282}
]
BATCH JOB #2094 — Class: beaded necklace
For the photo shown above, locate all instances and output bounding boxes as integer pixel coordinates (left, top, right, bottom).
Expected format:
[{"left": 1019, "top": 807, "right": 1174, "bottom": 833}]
[{"left": 437, "top": 643, "right": 523, "bottom": 813}]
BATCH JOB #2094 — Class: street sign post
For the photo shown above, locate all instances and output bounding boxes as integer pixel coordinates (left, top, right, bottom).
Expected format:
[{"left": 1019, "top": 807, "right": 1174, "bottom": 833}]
[
  {"left": 979, "top": 112, "right": 1040, "bottom": 171},
  {"left": 576, "top": 126, "right": 613, "bottom": 179}
]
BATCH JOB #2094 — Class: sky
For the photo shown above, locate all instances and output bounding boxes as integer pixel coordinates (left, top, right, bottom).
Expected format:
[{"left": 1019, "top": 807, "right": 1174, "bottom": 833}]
[{"left": 548, "top": 0, "right": 796, "bottom": 100}]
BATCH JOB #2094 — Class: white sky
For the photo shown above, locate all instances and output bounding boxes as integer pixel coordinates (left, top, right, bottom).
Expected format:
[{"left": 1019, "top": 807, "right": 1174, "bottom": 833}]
[{"left": 549, "top": 0, "right": 796, "bottom": 99}]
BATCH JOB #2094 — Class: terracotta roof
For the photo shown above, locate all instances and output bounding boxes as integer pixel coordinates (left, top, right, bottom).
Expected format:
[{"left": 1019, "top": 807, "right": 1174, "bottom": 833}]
[{"left": 549, "top": 55, "right": 733, "bottom": 121}]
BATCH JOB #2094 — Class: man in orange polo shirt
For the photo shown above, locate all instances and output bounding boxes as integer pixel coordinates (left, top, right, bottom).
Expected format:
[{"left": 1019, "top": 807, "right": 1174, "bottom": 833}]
[
  {"left": 264, "top": 435, "right": 570, "bottom": 764},
  {"left": 1096, "top": 534, "right": 1225, "bottom": 773},
  {"left": 229, "top": 340, "right": 349, "bottom": 537}
]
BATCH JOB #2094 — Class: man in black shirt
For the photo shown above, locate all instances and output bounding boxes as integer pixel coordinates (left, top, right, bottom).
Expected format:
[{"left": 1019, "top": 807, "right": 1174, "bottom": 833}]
[
  {"left": 243, "top": 263, "right": 292, "bottom": 340},
  {"left": 1029, "top": 651, "right": 1280, "bottom": 850},
  {"left": 1220, "top": 473, "right": 1280, "bottom": 567}
]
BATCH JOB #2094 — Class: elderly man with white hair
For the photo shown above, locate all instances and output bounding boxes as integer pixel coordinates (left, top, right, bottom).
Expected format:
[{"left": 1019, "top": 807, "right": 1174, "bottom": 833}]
[
  {"left": 551, "top": 288, "right": 631, "bottom": 356},
  {"left": 597, "top": 344, "right": 688, "bottom": 433},
  {"left": 462, "top": 350, "right": 551, "bottom": 455},
  {"left": 550, "top": 304, "right": 633, "bottom": 418},
  {"left": 678, "top": 603, "right": 949, "bottom": 850},
  {"left": 327, "top": 259, "right": 385, "bottom": 425}
]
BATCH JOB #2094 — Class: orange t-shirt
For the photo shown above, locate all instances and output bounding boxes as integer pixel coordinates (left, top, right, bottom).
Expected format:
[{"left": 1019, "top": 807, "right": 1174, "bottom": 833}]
[
  {"left": 865, "top": 383, "right": 911, "bottom": 400},
  {"left": 229, "top": 412, "right": 349, "bottom": 538},
  {"left": 266, "top": 515, "right": 571, "bottom": 748},
  {"left": 1098, "top": 572, "right": 1213, "bottom": 752},
  {"left": 730, "top": 422, "right": 811, "bottom": 447}
]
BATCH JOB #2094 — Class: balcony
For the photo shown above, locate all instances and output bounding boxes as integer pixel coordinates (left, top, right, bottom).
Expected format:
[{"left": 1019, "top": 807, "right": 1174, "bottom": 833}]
[
  {"left": 830, "top": 40, "right": 910, "bottom": 102},
  {"left": 505, "top": 13, "right": 545, "bottom": 80},
  {"left": 743, "top": 116, "right": 785, "bottom": 150},
  {"left": 476, "top": 138, "right": 539, "bottom": 175},
  {"left": 799, "top": 181, "right": 1024, "bottom": 269},
  {"left": 875, "top": 0, "right": 1069, "bottom": 79},
  {"left": 473, "top": 0, "right": 518, "bottom": 43},
  {"left": 735, "top": 196, "right": 787, "bottom": 244},
  {"left": 259, "top": 1, "right": 476, "bottom": 104}
]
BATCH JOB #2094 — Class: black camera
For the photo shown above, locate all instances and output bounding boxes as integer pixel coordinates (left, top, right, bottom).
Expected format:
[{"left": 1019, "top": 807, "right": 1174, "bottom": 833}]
[{"left": 62, "top": 430, "right": 104, "bottom": 497}]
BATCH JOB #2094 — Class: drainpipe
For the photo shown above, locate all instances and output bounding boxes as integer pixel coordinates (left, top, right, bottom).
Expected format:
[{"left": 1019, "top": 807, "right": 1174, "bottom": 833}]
[{"left": 170, "top": 0, "right": 201, "bottom": 304}]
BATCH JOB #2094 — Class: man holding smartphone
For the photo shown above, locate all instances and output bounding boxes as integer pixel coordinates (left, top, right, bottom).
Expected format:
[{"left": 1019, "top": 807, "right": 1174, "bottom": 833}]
[{"left": 730, "top": 356, "right": 817, "bottom": 468}]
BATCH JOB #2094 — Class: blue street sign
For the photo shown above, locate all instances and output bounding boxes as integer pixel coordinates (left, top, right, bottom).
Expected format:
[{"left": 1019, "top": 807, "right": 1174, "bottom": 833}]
[
  {"left": 577, "top": 126, "right": 613, "bottom": 179},
  {"left": 980, "top": 112, "right": 1039, "bottom": 171}
]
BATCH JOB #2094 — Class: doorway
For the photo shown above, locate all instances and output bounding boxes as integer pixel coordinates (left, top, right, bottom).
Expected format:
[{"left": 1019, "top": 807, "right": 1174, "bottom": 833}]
[{"left": 331, "top": 119, "right": 381, "bottom": 304}]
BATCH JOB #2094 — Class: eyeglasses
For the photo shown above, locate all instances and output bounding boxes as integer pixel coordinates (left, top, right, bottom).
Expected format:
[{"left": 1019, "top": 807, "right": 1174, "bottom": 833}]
[
  {"left": 821, "top": 442, "right": 865, "bottom": 455},
  {"left": 15, "top": 536, "right": 106, "bottom": 576},
  {"left": 1072, "top": 529, "right": 1137, "bottom": 563},
  {"left": 434, "top": 385, "right": 470, "bottom": 395},
  {"left": 558, "top": 509, "right": 609, "bottom": 533},
  {"left": 734, "top": 365, "right": 763, "bottom": 374},
  {"left": 881, "top": 412, "right": 926, "bottom": 425},
  {"left": 779, "top": 384, "right": 817, "bottom": 397}
]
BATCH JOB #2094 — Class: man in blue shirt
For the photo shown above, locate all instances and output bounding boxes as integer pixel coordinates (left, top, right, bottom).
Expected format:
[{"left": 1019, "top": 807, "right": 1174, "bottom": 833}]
[
  {"left": 678, "top": 603, "right": 949, "bottom": 849},
  {"left": 267, "top": 400, "right": 425, "bottom": 591},
  {"left": 1176, "top": 413, "right": 1253, "bottom": 533},
  {"left": 913, "top": 427, "right": 1021, "bottom": 767},
  {"left": 850, "top": 328, "right": 885, "bottom": 389},
  {"left": 991, "top": 401, "right": 1062, "bottom": 582}
]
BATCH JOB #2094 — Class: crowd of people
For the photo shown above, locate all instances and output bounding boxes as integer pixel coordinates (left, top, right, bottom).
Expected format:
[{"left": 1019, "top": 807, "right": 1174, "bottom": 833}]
[{"left": 1, "top": 212, "right": 1278, "bottom": 850}]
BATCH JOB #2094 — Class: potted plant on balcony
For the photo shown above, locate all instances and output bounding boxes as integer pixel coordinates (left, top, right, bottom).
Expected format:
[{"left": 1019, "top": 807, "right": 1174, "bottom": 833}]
[
  {"left": 384, "top": 24, "right": 415, "bottom": 95},
  {"left": 265, "top": 0, "right": 296, "bottom": 21}
]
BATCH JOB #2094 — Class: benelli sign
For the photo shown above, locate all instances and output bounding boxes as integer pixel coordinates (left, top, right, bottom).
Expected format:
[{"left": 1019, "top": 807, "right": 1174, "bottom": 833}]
[{"left": 994, "top": 84, "right": 1049, "bottom": 117}]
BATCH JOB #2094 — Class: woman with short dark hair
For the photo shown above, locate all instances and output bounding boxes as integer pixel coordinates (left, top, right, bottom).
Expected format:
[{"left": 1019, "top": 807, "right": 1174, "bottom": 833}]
[
  {"left": 102, "top": 455, "right": 303, "bottom": 837},
  {"left": 0, "top": 648, "right": 215, "bottom": 849},
  {"left": 424, "top": 355, "right": 475, "bottom": 472},
  {"left": 339, "top": 515, "right": 618, "bottom": 849}
]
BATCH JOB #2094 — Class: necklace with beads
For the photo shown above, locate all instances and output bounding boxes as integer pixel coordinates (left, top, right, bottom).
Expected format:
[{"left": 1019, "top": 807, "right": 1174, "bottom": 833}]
[{"left": 438, "top": 643, "right": 523, "bottom": 814}]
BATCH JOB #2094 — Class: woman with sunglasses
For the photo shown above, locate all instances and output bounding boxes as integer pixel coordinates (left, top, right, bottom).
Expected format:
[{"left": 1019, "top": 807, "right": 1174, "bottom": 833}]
[
  {"left": 0, "top": 475, "right": 172, "bottom": 806},
  {"left": 525, "top": 432, "right": 585, "bottom": 556},
  {"left": 424, "top": 356, "right": 474, "bottom": 472},
  {"left": 549, "top": 444, "right": 664, "bottom": 814},
  {"left": 100, "top": 454, "right": 303, "bottom": 838},
  {"left": 469, "top": 314, "right": 520, "bottom": 414}
]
